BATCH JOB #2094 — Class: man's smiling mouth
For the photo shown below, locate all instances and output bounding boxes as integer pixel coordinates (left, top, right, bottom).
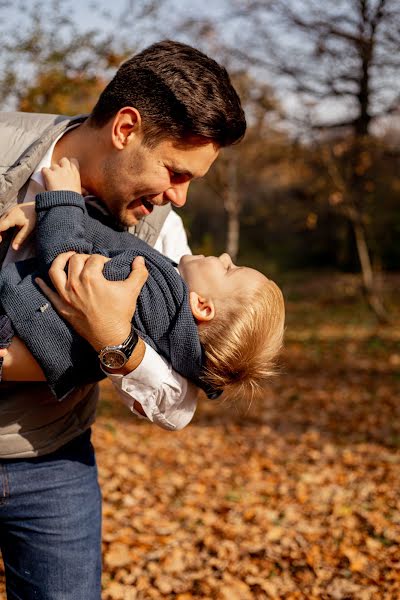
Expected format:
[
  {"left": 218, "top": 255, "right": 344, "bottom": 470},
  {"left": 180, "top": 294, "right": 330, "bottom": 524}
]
[
  {"left": 141, "top": 198, "right": 154, "bottom": 213},
  {"left": 128, "top": 196, "right": 155, "bottom": 216}
]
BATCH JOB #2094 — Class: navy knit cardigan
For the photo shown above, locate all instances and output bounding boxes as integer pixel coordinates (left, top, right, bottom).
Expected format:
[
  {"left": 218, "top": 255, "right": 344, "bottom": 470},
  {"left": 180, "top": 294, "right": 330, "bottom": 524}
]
[{"left": 0, "top": 191, "right": 204, "bottom": 400}]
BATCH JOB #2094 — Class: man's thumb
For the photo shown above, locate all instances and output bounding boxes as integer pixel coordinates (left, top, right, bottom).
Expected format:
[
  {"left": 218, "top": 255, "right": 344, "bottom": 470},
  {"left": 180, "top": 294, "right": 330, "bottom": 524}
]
[{"left": 127, "top": 256, "right": 148, "bottom": 288}]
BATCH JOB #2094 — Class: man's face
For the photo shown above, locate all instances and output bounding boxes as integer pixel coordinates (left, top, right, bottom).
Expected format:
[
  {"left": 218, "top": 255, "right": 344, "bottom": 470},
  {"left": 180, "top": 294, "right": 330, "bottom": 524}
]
[{"left": 94, "top": 137, "right": 219, "bottom": 227}]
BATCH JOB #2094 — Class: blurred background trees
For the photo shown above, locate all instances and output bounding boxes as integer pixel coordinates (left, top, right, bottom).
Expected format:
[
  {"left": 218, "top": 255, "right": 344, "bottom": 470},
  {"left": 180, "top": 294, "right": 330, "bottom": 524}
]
[
  {"left": 200, "top": 0, "right": 400, "bottom": 320},
  {"left": 235, "top": 0, "right": 400, "bottom": 320},
  {"left": 0, "top": 0, "right": 398, "bottom": 320}
]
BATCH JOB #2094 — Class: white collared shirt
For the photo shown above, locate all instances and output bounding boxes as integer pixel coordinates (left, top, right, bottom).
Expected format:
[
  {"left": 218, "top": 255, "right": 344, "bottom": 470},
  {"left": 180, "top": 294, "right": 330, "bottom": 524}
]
[{"left": 4, "top": 132, "right": 197, "bottom": 431}]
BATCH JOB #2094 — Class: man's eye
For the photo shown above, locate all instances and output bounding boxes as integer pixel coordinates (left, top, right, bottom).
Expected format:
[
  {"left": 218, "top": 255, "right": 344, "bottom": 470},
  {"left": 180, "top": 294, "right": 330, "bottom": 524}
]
[{"left": 169, "top": 170, "right": 189, "bottom": 183}]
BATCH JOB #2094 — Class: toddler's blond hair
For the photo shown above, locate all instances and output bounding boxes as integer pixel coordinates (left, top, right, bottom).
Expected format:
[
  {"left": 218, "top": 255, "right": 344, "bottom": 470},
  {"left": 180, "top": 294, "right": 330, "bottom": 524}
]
[{"left": 198, "top": 278, "right": 285, "bottom": 401}]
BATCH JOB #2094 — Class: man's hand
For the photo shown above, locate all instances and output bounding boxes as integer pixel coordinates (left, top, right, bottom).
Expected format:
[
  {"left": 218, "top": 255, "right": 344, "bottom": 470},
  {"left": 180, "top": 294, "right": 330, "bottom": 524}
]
[{"left": 35, "top": 252, "right": 148, "bottom": 359}]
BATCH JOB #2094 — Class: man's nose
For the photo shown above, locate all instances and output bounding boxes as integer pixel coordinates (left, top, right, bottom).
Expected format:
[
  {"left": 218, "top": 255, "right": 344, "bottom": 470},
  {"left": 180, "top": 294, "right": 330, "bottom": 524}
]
[{"left": 164, "top": 182, "right": 190, "bottom": 208}]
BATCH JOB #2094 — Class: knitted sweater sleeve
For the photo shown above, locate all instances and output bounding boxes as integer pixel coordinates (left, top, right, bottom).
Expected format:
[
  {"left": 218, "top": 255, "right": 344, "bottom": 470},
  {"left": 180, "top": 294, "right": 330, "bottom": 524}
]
[
  {"left": 34, "top": 190, "right": 150, "bottom": 275},
  {"left": 0, "top": 191, "right": 110, "bottom": 400},
  {"left": 35, "top": 191, "right": 94, "bottom": 274}
]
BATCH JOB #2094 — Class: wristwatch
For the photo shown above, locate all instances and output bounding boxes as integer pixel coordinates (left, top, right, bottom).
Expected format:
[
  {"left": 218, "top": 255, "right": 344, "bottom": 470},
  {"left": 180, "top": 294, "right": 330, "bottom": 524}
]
[{"left": 99, "top": 326, "right": 139, "bottom": 370}]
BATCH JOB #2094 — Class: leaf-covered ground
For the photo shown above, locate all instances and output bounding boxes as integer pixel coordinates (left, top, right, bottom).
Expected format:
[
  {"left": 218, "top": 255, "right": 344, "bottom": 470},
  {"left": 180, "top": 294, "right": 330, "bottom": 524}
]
[{"left": 1, "top": 273, "right": 399, "bottom": 599}]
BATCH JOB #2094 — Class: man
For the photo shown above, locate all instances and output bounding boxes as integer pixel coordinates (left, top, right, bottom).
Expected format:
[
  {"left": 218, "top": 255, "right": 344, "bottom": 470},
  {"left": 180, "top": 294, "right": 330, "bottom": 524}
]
[{"left": 0, "top": 40, "right": 246, "bottom": 598}]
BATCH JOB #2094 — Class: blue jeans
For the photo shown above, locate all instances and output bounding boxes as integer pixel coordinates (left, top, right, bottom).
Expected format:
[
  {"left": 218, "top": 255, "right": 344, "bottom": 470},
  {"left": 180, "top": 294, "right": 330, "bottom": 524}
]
[{"left": 0, "top": 430, "right": 102, "bottom": 600}]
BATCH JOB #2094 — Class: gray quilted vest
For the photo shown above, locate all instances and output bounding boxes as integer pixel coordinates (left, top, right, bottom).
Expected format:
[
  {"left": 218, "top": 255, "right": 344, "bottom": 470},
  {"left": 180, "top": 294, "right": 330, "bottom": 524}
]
[
  {"left": 0, "top": 111, "right": 170, "bottom": 263},
  {"left": 0, "top": 111, "right": 171, "bottom": 457}
]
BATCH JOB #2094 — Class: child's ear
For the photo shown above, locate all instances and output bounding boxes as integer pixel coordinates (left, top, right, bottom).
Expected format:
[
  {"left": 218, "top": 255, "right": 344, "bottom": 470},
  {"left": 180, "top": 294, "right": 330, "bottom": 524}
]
[{"left": 189, "top": 292, "right": 215, "bottom": 322}]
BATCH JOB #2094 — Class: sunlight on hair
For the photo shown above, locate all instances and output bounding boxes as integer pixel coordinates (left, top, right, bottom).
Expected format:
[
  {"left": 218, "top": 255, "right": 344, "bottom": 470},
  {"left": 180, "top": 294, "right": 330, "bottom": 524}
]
[{"left": 198, "top": 278, "right": 285, "bottom": 407}]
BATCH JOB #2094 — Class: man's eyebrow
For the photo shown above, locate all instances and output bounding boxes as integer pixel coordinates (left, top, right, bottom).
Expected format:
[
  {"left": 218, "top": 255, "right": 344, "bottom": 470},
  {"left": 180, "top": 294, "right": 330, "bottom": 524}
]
[{"left": 168, "top": 165, "right": 195, "bottom": 179}]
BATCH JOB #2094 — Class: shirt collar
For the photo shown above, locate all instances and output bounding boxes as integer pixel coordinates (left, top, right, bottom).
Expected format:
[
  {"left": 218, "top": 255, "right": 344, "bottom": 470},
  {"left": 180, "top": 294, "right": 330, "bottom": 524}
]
[{"left": 30, "top": 123, "right": 80, "bottom": 187}]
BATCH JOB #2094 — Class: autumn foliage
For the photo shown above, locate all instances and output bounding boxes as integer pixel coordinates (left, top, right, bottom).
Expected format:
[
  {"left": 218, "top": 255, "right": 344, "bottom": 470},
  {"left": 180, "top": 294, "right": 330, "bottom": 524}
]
[
  {"left": 89, "top": 274, "right": 400, "bottom": 599},
  {"left": 1, "top": 274, "right": 397, "bottom": 599},
  {"left": 0, "top": 3, "right": 399, "bottom": 597}
]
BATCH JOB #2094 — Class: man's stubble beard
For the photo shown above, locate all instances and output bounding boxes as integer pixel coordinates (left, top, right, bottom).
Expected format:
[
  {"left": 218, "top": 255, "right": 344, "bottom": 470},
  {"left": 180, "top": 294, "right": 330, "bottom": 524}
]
[
  {"left": 99, "top": 159, "right": 140, "bottom": 228},
  {"left": 117, "top": 205, "right": 143, "bottom": 228}
]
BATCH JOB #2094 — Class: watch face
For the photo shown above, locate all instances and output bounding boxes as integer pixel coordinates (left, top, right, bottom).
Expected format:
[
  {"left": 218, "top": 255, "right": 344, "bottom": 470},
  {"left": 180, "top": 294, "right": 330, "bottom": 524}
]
[{"left": 101, "top": 350, "right": 126, "bottom": 369}]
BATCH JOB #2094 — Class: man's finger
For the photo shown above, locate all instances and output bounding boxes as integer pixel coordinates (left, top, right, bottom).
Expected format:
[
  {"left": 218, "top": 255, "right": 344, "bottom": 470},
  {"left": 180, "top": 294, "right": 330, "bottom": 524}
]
[
  {"left": 130, "top": 256, "right": 148, "bottom": 278},
  {"left": 132, "top": 256, "right": 148, "bottom": 274},
  {"left": 83, "top": 254, "right": 110, "bottom": 267},
  {"left": 66, "top": 253, "right": 92, "bottom": 283},
  {"left": 47, "top": 251, "right": 76, "bottom": 295},
  {"left": 124, "top": 256, "right": 148, "bottom": 291},
  {"left": 78, "top": 254, "right": 110, "bottom": 280}
]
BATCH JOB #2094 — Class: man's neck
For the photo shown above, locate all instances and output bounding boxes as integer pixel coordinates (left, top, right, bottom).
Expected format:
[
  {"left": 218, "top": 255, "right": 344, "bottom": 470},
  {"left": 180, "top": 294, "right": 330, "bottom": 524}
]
[
  {"left": 52, "top": 121, "right": 97, "bottom": 194},
  {"left": 52, "top": 121, "right": 87, "bottom": 165}
]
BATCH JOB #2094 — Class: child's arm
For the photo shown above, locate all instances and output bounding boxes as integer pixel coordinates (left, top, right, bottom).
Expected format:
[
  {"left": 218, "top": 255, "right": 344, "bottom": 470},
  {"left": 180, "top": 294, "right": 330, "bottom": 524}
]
[
  {"left": 1, "top": 338, "right": 45, "bottom": 381},
  {"left": 35, "top": 158, "right": 96, "bottom": 273},
  {"left": 0, "top": 157, "right": 103, "bottom": 396},
  {"left": 0, "top": 158, "right": 87, "bottom": 258},
  {"left": 0, "top": 202, "right": 36, "bottom": 250}
]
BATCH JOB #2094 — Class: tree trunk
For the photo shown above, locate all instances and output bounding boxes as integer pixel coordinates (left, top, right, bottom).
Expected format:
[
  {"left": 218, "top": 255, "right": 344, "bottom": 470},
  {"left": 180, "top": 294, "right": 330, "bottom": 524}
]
[
  {"left": 223, "top": 159, "right": 241, "bottom": 261},
  {"left": 352, "top": 218, "right": 390, "bottom": 323},
  {"left": 226, "top": 203, "right": 240, "bottom": 261}
]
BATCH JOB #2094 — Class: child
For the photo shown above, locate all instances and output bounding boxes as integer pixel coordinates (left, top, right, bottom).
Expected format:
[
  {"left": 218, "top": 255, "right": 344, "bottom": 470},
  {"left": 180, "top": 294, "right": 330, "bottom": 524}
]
[{"left": 0, "top": 158, "right": 284, "bottom": 403}]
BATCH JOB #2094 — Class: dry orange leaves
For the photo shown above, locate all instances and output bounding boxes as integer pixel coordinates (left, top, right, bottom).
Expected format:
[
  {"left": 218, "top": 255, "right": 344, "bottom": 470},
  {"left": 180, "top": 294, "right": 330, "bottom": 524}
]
[
  {"left": 93, "top": 311, "right": 399, "bottom": 599},
  {"left": 0, "top": 276, "right": 399, "bottom": 599}
]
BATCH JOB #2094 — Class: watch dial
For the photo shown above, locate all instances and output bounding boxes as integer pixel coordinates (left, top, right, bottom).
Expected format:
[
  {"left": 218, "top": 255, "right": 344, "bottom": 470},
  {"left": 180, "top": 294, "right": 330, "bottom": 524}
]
[{"left": 103, "top": 351, "right": 126, "bottom": 369}]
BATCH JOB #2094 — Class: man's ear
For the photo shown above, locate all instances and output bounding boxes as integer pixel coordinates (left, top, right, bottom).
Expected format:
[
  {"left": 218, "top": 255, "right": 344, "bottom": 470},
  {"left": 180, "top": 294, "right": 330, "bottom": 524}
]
[
  {"left": 189, "top": 292, "right": 215, "bottom": 322},
  {"left": 111, "top": 107, "right": 142, "bottom": 149}
]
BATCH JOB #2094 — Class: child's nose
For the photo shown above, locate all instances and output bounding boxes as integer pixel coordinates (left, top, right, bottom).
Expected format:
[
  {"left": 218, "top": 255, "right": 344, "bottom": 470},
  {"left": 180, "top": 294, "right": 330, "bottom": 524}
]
[{"left": 219, "top": 253, "right": 233, "bottom": 267}]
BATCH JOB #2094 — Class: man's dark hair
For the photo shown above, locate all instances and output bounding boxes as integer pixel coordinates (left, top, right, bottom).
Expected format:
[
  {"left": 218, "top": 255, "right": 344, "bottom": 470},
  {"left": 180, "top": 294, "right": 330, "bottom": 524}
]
[{"left": 89, "top": 40, "right": 246, "bottom": 148}]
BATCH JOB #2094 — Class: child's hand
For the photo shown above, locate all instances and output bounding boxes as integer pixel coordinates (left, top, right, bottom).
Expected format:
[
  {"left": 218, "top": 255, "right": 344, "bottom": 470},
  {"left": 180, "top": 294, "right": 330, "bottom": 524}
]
[
  {"left": 42, "top": 157, "right": 81, "bottom": 194},
  {"left": 0, "top": 202, "right": 36, "bottom": 250},
  {"left": 0, "top": 348, "right": 8, "bottom": 359}
]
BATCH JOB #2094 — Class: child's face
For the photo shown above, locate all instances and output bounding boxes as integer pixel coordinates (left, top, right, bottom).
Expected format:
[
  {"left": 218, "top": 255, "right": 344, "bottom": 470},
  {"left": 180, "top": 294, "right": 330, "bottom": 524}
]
[{"left": 178, "top": 253, "right": 268, "bottom": 300}]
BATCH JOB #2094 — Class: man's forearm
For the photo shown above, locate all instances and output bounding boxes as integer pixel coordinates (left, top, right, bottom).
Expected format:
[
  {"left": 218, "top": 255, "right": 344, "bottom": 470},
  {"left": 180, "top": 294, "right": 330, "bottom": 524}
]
[{"left": 101, "top": 337, "right": 146, "bottom": 375}]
